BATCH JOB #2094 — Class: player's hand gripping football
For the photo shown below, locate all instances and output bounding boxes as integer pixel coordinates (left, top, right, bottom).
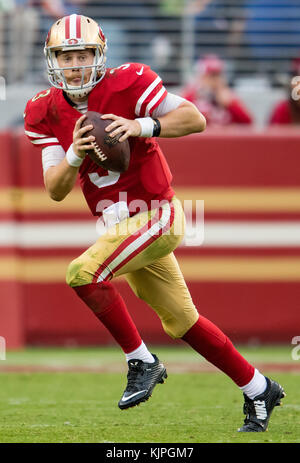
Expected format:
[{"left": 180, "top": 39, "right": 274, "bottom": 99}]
[
  {"left": 73, "top": 114, "right": 96, "bottom": 158},
  {"left": 101, "top": 114, "right": 141, "bottom": 142}
]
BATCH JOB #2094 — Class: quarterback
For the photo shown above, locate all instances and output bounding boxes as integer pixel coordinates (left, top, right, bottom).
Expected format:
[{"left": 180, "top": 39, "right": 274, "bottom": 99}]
[{"left": 24, "top": 14, "right": 285, "bottom": 432}]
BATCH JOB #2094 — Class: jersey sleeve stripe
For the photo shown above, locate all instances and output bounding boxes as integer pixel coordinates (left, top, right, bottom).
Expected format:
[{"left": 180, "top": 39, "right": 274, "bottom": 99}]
[
  {"left": 25, "top": 130, "right": 50, "bottom": 138},
  {"left": 145, "top": 86, "right": 167, "bottom": 116},
  {"left": 31, "top": 137, "right": 59, "bottom": 145},
  {"left": 135, "top": 76, "right": 162, "bottom": 117}
]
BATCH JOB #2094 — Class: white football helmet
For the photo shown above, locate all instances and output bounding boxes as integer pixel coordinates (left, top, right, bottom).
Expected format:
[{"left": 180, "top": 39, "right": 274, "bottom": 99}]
[{"left": 44, "top": 14, "right": 107, "bottom": 98}]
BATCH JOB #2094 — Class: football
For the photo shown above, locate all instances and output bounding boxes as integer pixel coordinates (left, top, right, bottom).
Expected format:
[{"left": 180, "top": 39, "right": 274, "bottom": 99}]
[{"left": 81, "top": 111, "right": 130, "bottom": 172}]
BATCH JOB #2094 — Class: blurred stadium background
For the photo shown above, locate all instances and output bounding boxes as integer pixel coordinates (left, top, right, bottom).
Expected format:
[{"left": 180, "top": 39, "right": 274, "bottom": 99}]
[{"left": 0, "top": 0, "right": 300, "bottom": 351}]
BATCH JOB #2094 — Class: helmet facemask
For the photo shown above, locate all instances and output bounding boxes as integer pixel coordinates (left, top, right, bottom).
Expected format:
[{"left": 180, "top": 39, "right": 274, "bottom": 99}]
[{"left": 44, "top": 15, "right": 107, "bottom": 99}]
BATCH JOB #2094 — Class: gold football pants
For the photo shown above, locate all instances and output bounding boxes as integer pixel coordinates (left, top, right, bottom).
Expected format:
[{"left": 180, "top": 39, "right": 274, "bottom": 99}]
[{"left": 66, "top": 196, "right": 199, "bottom": 338}]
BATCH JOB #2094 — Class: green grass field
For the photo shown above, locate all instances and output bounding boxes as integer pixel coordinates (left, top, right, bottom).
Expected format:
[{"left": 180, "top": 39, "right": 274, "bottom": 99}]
[{"left": 0, "top": 345, "right": 299, "bottom": 443}]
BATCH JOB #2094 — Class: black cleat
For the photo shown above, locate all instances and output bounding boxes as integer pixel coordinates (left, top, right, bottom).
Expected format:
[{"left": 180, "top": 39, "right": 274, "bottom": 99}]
[
  {"left": 118, "top": 354, "right": 167, "bottom": 410},
  {"left": 238, "top": 377, "right": 286, "bottom": 432}
]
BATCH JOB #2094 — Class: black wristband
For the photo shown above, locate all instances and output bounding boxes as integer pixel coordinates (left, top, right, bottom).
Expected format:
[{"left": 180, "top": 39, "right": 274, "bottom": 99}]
[{"left": 152, "top": 118, "right": 161, "bottom": 137}]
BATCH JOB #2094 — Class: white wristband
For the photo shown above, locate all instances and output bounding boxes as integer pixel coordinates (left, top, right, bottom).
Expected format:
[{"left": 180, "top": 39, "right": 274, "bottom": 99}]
[
  {"left": 66, "top": 144, "right": 84, "bottom": 167},
  {"left": 135, "top": 117, "right": 154, "bottom": 137}
]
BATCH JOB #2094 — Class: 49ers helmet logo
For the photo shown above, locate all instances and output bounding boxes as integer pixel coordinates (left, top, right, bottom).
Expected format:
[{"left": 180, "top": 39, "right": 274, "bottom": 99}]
[{"left": 67, "top": 38, "right": 79, "bottom": 45}]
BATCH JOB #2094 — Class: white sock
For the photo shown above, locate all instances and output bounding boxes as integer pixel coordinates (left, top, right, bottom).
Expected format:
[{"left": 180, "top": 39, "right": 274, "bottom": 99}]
[
  {"left": 125, "top": 341, "right": 155, "bottom": 364},
  {"left": 240, "top": 368, "right": 267, "bottom": 399}
]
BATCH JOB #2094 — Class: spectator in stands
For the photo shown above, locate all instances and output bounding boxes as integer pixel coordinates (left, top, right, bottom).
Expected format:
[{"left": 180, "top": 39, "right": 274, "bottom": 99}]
[
  {"left": 181, "top": 55, "right": 253, "bottom": 126},
  {"left": 269, "top": 59, "right": 300, "bottom": 125}
]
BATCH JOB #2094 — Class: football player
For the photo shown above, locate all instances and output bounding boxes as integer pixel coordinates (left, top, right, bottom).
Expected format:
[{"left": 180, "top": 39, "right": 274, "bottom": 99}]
[{"left": 24, "top": 14, "right": 285, "bottom": 431}]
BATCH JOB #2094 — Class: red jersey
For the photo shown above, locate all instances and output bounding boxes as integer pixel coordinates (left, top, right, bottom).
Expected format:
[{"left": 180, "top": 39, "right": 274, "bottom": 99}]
[
  {"left": 182, "top": 86, "right": 252, "bottom": 125},
  {"left": 24, "top": 63, "right": 174, "bottom": 216},
  {"left": 269, "top": 100, "right": 292, "bottom": 125}
]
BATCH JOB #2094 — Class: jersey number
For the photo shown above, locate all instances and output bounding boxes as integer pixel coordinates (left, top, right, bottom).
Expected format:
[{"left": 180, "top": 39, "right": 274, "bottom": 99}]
[
  {"left": 109, "top": 63, "right": 131, "bottom": 74},
  {"left": 88, "top": 170, "right": 120, "bottom": 188},
  {"left": 31, "top": 89, "right": 50, "bottom": 102}
]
